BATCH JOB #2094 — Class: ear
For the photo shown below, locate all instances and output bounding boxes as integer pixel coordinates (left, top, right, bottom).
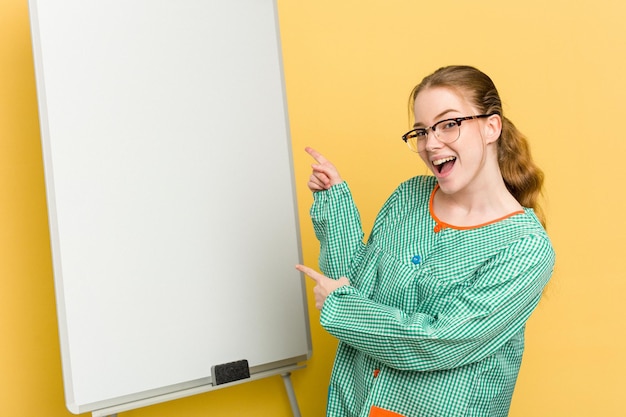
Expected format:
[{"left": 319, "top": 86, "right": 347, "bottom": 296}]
[{"left": 483, "top": 114, "right": 502, "bottom": 145}]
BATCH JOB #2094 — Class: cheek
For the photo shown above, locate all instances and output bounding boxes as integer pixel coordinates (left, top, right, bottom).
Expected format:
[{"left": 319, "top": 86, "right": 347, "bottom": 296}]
[
  {"left": 417, "top": 150, "right": 430, "bottom": 166},
  {"left": 459, "top": 143, "right": 488, "bottom": 168}
]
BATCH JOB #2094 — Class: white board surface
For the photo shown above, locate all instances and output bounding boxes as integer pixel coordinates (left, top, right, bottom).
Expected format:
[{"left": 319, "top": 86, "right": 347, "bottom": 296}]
[{"left": 28, "top": 0, "right": 311, "bottom": 414}]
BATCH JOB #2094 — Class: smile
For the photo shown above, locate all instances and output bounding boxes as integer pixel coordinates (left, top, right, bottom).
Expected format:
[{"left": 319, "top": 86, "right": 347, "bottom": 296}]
[{"left": 432, "top": 156, "right": 456, "bottom": 174}]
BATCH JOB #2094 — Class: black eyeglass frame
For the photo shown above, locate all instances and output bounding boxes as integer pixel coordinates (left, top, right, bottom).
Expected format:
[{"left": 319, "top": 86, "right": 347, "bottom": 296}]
[{"left": 401, "top": 113, "right": 496, "bottom": 150}]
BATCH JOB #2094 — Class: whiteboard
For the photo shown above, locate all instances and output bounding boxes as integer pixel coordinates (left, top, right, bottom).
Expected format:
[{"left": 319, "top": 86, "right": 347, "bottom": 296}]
[{"left": 28, "top": 0, "right": 311, "bottom": 414}]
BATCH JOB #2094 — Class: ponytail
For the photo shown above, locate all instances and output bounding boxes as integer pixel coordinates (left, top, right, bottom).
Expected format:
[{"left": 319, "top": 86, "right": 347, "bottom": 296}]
[{"left": 499, "top": 117, "right": 546, "bottom": 227}]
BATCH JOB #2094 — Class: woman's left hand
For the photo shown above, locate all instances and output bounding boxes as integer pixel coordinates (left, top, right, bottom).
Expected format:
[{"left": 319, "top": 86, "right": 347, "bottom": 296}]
[{"left": 296, "top": 264, "right": 350, "bottom": 310}]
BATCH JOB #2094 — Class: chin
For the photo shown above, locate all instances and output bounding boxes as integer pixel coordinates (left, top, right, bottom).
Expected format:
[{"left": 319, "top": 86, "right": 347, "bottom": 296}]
[{"left": 435, "top": 176, "right": 463, "bottom": 195}]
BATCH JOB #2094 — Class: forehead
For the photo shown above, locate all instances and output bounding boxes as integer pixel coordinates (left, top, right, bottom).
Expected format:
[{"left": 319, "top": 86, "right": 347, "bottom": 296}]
[{"left": 413, "top": 87, "right": 475, "bottom": 124}]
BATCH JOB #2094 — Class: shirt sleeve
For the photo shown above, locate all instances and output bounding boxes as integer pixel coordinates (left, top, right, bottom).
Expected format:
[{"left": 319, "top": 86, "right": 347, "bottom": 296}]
[
  {"left": 311, "top": 181, "right": 403, "bottom": 286},
  {"left": 310, "top": 182, "right": 365, "bottom": 280},
  {"left": 319, "top": 233, "right": 556, "bottom": 372}
]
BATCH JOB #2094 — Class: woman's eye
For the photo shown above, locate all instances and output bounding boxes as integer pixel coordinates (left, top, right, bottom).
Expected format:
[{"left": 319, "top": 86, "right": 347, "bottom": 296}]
[
  {"left": 415, "top": 130, "right": 428, "bottom": 138},
  {"left": 441, "top": 121, "right": 458, "bottom": 130}
]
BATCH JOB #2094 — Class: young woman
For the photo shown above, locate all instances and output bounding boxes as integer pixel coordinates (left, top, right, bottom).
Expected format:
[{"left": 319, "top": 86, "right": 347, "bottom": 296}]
[{"left": 296, "top": 65, "right": 555, "bottom": 417}]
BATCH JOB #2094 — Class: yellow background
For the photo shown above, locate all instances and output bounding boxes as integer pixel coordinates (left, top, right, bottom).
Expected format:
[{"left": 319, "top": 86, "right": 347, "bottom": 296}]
[{"left": 2, "top": 0, "right": 625, "bottom": 416}]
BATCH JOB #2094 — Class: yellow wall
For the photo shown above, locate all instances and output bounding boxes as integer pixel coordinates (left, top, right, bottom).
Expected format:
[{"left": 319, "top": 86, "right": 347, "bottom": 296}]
[{"left": 2, "top": 0, "right": 624, "bottom": 416}]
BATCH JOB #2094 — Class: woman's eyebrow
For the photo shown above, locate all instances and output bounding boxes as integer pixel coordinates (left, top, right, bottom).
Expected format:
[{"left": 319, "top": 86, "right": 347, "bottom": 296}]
[{"left": 413, "top": 109, "right": 459, "bottom": 128}]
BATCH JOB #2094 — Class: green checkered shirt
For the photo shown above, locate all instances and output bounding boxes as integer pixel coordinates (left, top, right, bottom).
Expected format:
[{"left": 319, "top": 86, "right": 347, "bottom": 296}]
[{"left": 311, "top": 176, "right": 555, "bottom": 417}]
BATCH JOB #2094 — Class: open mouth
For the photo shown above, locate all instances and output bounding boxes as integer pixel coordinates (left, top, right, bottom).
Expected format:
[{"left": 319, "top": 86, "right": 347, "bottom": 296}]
[{"left": 433, "top": 156, "right": 456, "bottom": 174}]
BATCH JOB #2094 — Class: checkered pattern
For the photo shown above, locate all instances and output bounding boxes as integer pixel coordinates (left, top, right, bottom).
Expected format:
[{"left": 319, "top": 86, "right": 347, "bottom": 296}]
[{"left": 310, "top": 176, "right": 555, "bottom": 417}]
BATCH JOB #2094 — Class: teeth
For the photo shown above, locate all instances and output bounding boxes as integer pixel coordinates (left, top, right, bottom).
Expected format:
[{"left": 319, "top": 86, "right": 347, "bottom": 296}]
[{"left": 433, "top": 156, "right": 456, "bottom": 166}]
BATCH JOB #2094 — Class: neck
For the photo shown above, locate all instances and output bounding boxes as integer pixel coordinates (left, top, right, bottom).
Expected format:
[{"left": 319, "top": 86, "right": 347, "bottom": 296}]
[{"left": 433, "top": 172, "right": 522, "bottom": 226}]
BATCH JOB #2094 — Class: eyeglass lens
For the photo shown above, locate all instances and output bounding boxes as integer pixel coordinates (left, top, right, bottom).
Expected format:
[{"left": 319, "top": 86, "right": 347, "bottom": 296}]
[{"left": 406, "top": 120, "right": 460, "bottom": 152}]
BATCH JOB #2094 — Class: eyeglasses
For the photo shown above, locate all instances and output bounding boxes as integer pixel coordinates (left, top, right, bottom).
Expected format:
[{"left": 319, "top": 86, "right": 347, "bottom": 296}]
[{"left": 401, "top": 114, "right": 494, "bottom": 152}]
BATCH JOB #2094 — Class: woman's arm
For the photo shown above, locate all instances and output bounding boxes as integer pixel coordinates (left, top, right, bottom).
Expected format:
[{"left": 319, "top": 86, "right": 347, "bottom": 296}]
[
  {"left": 318, "top": 233, "right": 555, "bottom": 372},
  {"left": 311, "top": 182, "right": 366, "bottom": 280}
]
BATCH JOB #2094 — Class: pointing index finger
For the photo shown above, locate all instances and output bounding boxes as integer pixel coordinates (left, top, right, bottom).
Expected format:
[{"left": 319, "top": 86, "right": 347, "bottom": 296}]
[
  {"left": 305, "top": 147, "right": 328, "bottom": 165},
  {"left": 295, "top": 264, "right": 322, "bottom": 283}
]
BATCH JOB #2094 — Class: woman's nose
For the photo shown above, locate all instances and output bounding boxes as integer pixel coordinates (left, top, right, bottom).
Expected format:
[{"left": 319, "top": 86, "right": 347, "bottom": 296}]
[{"left": 424, "top": 130, "right": 443, "bottom": 151}]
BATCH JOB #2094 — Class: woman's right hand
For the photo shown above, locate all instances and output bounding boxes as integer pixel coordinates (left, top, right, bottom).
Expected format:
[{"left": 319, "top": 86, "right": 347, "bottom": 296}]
[{"left": 305, "top": 147, "right": 343, "bottom": 192}]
